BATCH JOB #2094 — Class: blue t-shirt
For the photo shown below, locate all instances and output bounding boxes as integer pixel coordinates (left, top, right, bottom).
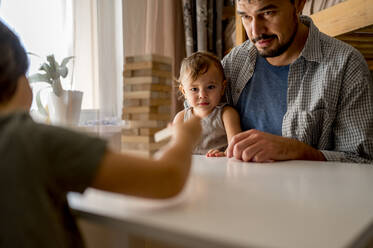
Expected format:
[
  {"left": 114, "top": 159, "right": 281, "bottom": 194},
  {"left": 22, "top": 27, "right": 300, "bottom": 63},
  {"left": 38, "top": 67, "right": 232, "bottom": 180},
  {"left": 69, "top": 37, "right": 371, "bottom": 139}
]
[{"left": 236, "top": 55, "right": 289, "bottom": 136}]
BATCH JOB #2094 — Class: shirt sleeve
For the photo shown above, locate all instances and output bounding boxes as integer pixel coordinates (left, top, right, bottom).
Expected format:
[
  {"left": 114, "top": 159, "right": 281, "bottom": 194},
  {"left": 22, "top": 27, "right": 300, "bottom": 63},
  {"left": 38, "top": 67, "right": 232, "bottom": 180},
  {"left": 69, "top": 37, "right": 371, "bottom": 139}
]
[
  {"left": 329, "top": 50, "right": 373, "bottom": 163},
  {"left": 36, "top": 123, "right": 107, "bottom": 193}
]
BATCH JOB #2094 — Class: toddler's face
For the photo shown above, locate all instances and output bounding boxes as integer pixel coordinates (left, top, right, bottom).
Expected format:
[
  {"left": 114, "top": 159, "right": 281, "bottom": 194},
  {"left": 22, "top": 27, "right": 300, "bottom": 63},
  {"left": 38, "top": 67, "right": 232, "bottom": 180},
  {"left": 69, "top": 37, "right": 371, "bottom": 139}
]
[{"left": 181, "top": 65, "right": 225, "bottom": 117}]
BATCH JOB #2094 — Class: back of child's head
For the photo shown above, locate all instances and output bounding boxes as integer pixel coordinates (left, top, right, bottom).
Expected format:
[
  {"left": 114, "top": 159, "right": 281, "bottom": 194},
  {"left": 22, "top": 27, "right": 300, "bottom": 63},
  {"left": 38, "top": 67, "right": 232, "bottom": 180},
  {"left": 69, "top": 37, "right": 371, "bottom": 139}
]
[
  {"left": 178, "top": 51, "right": 225, "bottom": 85},
  {"left": 0, "top": 20, "right": 29, "bottom": 104}
]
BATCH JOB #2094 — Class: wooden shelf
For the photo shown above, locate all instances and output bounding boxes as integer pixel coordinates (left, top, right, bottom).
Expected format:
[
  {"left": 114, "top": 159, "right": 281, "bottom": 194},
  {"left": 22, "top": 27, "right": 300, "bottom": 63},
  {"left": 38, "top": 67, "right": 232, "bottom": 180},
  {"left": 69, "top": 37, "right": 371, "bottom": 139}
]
[
  {"left": 310, "top": 0, "right": 373, "bottom": 37},
  {"left": 311, "top": 0, "right": 373, "bottom": 70}
]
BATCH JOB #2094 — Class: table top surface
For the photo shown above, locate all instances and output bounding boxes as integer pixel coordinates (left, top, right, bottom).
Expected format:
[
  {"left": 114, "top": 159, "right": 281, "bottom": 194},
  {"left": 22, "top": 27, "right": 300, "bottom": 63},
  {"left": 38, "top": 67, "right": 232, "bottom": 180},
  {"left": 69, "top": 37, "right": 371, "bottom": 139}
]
[{"left": 68, "top": 156, "right": 373, "bottom": 248}]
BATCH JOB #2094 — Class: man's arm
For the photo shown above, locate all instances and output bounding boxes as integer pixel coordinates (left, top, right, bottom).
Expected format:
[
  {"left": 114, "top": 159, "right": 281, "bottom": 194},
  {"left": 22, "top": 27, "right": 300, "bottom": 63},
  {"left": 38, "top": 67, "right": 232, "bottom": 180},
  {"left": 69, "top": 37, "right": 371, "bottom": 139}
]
[
  {"left": 321, "top": 52, "right": 373, "bottom": 163},
  {"left": 91, "top": 117, "right": 201, "bottom": 199}
]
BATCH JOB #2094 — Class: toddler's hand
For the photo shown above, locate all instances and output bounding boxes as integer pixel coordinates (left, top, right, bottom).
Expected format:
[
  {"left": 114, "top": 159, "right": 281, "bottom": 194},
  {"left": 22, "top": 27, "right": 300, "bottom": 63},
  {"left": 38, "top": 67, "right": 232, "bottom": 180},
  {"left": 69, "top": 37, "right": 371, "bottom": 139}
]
[{"left": 206, "top": 149, "right": 226, "bottom": 157}]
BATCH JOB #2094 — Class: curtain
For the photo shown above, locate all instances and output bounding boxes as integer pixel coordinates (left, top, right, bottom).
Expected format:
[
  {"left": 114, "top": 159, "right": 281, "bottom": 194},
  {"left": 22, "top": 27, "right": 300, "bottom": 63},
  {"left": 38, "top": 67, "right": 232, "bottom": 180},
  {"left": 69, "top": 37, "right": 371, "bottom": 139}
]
[
  {"left": 123, "top": 0, "right": 186, "bottom": 117},
  {"left": 73, "top": 0, "right": 123, "bottom": 122},
  {"left": 182, "top": 0, "right": 224, "bottom": 58}
]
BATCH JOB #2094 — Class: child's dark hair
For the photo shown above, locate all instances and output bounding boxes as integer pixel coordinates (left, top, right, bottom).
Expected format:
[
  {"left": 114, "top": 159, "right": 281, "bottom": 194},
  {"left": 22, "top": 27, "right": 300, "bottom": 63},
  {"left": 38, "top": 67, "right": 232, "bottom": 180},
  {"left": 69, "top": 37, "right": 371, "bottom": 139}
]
[
  {"left": 177, "top": 51, "right": 225, "bottom": 85},
  {"left": 0, "top": 20, "right": 29, "bottom": 104}
]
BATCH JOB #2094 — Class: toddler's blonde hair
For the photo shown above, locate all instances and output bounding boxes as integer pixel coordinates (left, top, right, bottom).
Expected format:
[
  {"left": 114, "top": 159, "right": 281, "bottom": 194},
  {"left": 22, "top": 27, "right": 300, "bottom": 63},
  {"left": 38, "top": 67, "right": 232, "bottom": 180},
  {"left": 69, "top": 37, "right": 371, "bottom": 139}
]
[{"left": 177, "top": 51, "right": 226, "bottom": 88}]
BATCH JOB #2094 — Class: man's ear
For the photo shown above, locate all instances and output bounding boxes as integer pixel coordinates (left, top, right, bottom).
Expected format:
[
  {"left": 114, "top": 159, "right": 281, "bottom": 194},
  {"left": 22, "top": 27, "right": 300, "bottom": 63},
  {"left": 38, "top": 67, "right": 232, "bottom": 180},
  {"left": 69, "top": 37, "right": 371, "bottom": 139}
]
[
  {"left": 221, "top": 80, "right": 227, "bottom": 96},
  {"left": 295, "top": 0, "right": 306, "bottom": 15}
]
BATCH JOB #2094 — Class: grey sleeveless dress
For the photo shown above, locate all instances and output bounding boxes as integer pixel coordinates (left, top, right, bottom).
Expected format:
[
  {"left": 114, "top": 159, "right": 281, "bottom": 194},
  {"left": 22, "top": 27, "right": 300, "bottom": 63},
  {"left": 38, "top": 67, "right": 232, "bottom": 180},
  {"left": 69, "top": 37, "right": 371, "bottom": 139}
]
[{"left": 184, "top": 103, "right": 228, "bottom": 155}]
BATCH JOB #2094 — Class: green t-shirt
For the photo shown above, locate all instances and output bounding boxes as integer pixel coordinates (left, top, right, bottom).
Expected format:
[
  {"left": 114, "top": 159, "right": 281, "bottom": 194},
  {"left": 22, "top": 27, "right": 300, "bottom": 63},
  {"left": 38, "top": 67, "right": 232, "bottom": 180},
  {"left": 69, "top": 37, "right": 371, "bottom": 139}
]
[{"left": 0, "top": 112, "right": 107, "bottom": 248}]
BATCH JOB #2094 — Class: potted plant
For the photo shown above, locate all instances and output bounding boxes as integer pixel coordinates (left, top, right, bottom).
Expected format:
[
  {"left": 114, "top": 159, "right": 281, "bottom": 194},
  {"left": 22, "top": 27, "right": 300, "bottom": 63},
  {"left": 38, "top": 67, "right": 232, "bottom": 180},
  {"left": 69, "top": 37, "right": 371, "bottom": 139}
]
[{"left": 28, "top": 54, "right": 83, "bottom": 126}]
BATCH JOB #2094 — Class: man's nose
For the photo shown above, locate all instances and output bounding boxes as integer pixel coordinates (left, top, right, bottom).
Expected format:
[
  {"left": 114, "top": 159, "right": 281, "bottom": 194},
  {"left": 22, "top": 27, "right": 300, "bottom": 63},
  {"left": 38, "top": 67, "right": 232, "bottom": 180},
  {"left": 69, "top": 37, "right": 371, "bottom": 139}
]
[{"left": 251, "top": 18, "right": 265, "bottom": 40}]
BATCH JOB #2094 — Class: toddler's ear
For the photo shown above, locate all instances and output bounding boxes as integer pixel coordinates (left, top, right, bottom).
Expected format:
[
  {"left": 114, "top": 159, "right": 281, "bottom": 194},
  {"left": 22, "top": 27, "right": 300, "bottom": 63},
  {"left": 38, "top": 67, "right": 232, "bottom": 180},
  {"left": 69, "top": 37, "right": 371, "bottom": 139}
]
[{"left": 179, "top": 84, "right": 186, "bottom": 96}]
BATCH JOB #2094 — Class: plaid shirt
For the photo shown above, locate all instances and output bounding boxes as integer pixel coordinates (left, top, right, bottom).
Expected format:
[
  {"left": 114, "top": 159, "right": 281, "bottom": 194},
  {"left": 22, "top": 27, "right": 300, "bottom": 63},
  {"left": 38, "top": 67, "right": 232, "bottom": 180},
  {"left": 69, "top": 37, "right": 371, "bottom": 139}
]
[{"left": 222, "top": 16, "right": 373, "bottom": 163}]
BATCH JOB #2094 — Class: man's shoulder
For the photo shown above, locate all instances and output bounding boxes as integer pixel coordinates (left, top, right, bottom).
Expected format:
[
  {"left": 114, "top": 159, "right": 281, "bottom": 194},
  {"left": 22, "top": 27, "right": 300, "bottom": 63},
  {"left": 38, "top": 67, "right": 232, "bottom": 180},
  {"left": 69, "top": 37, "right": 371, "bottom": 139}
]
[
  {"left": 222, "top": 40, "right": 252, "bottom": 64},
  {"left": 230, "top": 40, "right": 252, "bottom": 54},
  {"left": 318, "top": 31, "right": 365, "bottom": 63}
]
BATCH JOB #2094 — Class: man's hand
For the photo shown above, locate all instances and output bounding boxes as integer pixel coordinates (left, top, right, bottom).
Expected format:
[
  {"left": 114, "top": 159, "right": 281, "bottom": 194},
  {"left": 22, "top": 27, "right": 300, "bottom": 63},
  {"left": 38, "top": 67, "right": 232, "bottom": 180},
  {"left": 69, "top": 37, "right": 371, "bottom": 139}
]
[{"left": 226, "top": 129, "right": 326, "bottom": 162}]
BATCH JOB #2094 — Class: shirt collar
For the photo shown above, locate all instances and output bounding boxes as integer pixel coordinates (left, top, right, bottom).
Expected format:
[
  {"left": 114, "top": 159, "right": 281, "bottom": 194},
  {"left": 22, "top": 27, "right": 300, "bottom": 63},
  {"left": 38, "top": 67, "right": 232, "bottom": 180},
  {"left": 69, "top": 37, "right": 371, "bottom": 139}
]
[
  {"left": 299, "top": 15, "right": 324, "bottom": 63},
  {"left": 247, "top": 15, "right": 324, "bottom": 63}
]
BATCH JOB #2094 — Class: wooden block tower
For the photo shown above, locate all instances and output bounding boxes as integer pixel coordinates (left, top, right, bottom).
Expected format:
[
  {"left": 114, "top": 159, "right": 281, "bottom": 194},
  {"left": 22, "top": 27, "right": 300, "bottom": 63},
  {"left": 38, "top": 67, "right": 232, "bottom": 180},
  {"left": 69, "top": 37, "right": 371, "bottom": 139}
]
[{"left": 122, "top": 54, "right": 173, "bottom": 156}]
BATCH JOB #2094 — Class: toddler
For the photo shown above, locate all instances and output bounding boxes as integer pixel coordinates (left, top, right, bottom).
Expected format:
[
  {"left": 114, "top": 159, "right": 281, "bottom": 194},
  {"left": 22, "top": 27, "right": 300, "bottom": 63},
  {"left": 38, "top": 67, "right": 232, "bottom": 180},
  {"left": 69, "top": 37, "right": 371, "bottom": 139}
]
[{"left": 173, "top": 51, "right": 241, "bottom": 157}]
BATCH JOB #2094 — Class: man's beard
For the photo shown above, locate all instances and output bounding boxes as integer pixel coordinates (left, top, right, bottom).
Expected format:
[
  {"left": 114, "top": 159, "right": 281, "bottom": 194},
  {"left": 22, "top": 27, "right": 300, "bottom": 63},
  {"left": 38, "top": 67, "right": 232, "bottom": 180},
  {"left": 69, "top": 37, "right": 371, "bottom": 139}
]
[{"left": 253, "top": 14, "right": 298, "bottom": 58}]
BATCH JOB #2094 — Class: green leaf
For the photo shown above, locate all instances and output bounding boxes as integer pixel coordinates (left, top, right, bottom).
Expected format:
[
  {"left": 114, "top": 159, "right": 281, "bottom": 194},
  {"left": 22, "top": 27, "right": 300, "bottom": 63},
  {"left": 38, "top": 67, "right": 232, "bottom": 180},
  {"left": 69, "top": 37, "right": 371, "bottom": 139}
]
[
  {"left": 52, "top": 78, "right": 63, "bottom": 97},
  {"left": 46, "top": 54, "right": 58, "bottom": 67},
  {"left": 27, "top": 52, "right": 41, "bottom": 58},
  {"left": 36, "top": 90, "right": 48, "bottom": 117},
  {"left": 47, "top": 55, "right": 60, "bottom": 80},
  {"left": 58, "top": 67, "right": 68, "bottom": 78},
  {"left": 28, "top": 73, "right": 52, "bottom": 84},
  {"left": 61, "top": 56, "right": 74, "bottom": 68},
  {"left": 39, "top": 62, "right": 52, "bottom": 75}
]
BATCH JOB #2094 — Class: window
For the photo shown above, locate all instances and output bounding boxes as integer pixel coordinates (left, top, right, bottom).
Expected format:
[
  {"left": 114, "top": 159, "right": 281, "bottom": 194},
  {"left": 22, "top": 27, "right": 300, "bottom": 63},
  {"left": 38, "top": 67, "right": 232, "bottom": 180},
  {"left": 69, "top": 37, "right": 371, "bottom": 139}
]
[{"left": 0, "top": 0, "right": 123, "bottom": 121}]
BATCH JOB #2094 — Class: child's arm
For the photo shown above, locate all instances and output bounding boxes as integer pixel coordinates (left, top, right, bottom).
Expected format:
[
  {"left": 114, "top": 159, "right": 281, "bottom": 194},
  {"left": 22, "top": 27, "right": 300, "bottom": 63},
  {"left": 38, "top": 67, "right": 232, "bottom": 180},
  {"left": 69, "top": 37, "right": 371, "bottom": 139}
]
[
  {"left": 91, "top": 117, "right": 201, "bottom": 199},
  {"left": 173, "top": 109, "right": 185, "bottom": 124},
  {"left": 154, "top": 110, "right": 186, "bottom": 143},
  {"left": 207, "top": 106, "right": 241, "bottom": 157},
  {"left": 222, "top": 106, "right": 242, "bottom": 143}
]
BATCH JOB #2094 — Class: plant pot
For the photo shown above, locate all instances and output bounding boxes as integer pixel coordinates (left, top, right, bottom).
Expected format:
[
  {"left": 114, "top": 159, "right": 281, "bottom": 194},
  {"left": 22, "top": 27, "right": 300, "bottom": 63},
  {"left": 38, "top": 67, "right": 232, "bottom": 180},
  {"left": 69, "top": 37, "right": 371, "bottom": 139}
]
[{"left": 48, "top": 90, "right": 83, "bottom": 126}]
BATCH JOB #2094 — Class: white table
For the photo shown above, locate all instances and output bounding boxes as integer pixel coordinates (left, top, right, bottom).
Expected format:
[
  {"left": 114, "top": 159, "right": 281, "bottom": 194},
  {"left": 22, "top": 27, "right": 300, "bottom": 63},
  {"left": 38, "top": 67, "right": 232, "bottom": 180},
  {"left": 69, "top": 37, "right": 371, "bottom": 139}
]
[{"left": 68, "top": 156, "right": 373, "bottom": 248}]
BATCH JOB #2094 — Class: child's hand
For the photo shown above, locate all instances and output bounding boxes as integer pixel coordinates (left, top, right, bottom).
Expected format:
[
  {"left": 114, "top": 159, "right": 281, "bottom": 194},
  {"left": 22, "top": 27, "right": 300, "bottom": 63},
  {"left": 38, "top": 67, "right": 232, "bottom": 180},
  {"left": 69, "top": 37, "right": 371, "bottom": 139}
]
[
  {"left": 206, "top": 149, "right": 226, "bottom": 157},
  {"left": 173, "top": 116, "right": 202, "bottom": 147}
]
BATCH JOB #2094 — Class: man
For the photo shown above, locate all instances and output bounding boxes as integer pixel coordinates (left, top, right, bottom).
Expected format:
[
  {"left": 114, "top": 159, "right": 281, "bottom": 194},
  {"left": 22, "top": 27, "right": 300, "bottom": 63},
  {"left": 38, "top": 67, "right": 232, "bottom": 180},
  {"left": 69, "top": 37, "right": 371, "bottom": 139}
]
[
  {"left": 223, "top": 0, "right": 373, "bottom": 163},
  {"left": 0, "top": 21, "right": 201, "bottom": 248}
]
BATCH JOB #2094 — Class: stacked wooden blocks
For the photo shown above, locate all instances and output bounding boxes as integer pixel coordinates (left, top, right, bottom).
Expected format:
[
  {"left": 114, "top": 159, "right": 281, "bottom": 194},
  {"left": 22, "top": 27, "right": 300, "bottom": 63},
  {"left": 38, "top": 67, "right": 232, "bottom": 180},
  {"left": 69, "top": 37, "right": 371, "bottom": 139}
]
[{"left": 122, "top": 54, "right": 173, "bottom": 156}]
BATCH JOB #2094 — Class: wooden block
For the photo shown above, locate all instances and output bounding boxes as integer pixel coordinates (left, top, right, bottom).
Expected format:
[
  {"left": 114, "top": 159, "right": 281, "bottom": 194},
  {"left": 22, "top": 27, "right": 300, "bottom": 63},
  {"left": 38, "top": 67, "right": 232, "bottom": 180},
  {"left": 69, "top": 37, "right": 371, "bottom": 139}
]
[
  {"left": 157, "top": 106, "right": 171, "bottom": 113},
  {"left": 122, "top": 113, "right": 170, "bottom": 121},
  {"left": 139, "top": 128, "right": 163, "bottom": 136},
  {"left": 121, "top": 135, "right": 154, "bottom": 143},
  {"left": 121, "top": 140, "right": 168, "bottom": 150},
  {"left": 123, "top": 84, "right": 172, "bottom": 93},
  {"left": 121, "top": 128, "right": 141, "bottom": 136},
  {"left": 123, "top": 91, "right": 170, "bottom": 99},
  {"left": 123, "top": 98, "right": 171, "bottom": 107},
  {"left": 125, "top": 54, "right": 172, "bottom": 65},
  {"left": 122, "top": 106, "right": 171, "bottom": 114},
  {"left": 123, "top": 68, "right": 172, "bottom": 78},
  {"left": 123, "top": 106, "right": 159, "bottom": 114},
  {"left": 124, "top": 76, "right": 172, "bottom": 85},
  {"left": 120, "top": 127, "right": 163, "bottom": 137},
  {"left": 124, "top": 120, "right": 168, "bottom": 128},
  {"left": 154, "top": 126, "right": 173, "bottom": 143},
  {"left": 123, "top": 99, "right": 142, "bottom": 107},
  {"left": 120, "top": 148, "right": 154, "bottom": 157},
  {"left": 124, "top": 61, "right": 172, "bottom": 72}
]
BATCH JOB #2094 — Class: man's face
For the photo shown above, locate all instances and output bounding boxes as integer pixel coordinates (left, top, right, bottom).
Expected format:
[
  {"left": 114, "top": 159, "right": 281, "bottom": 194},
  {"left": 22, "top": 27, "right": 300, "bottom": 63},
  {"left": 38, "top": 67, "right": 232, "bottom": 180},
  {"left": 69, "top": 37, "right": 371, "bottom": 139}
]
[{"left": 237, "top": 0, "right": 299, "bottom": 57}]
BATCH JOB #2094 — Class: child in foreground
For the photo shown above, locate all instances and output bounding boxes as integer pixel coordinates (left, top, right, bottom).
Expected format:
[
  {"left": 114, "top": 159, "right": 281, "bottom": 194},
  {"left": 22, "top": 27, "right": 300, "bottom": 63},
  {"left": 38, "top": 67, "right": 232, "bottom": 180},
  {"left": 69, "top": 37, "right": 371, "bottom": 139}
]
[
  {"left": 0, "top": 20, "right": 201, "bottom": 248},
  {"left": 173, "top": 51, "right": 241, "bottom": 157}
]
